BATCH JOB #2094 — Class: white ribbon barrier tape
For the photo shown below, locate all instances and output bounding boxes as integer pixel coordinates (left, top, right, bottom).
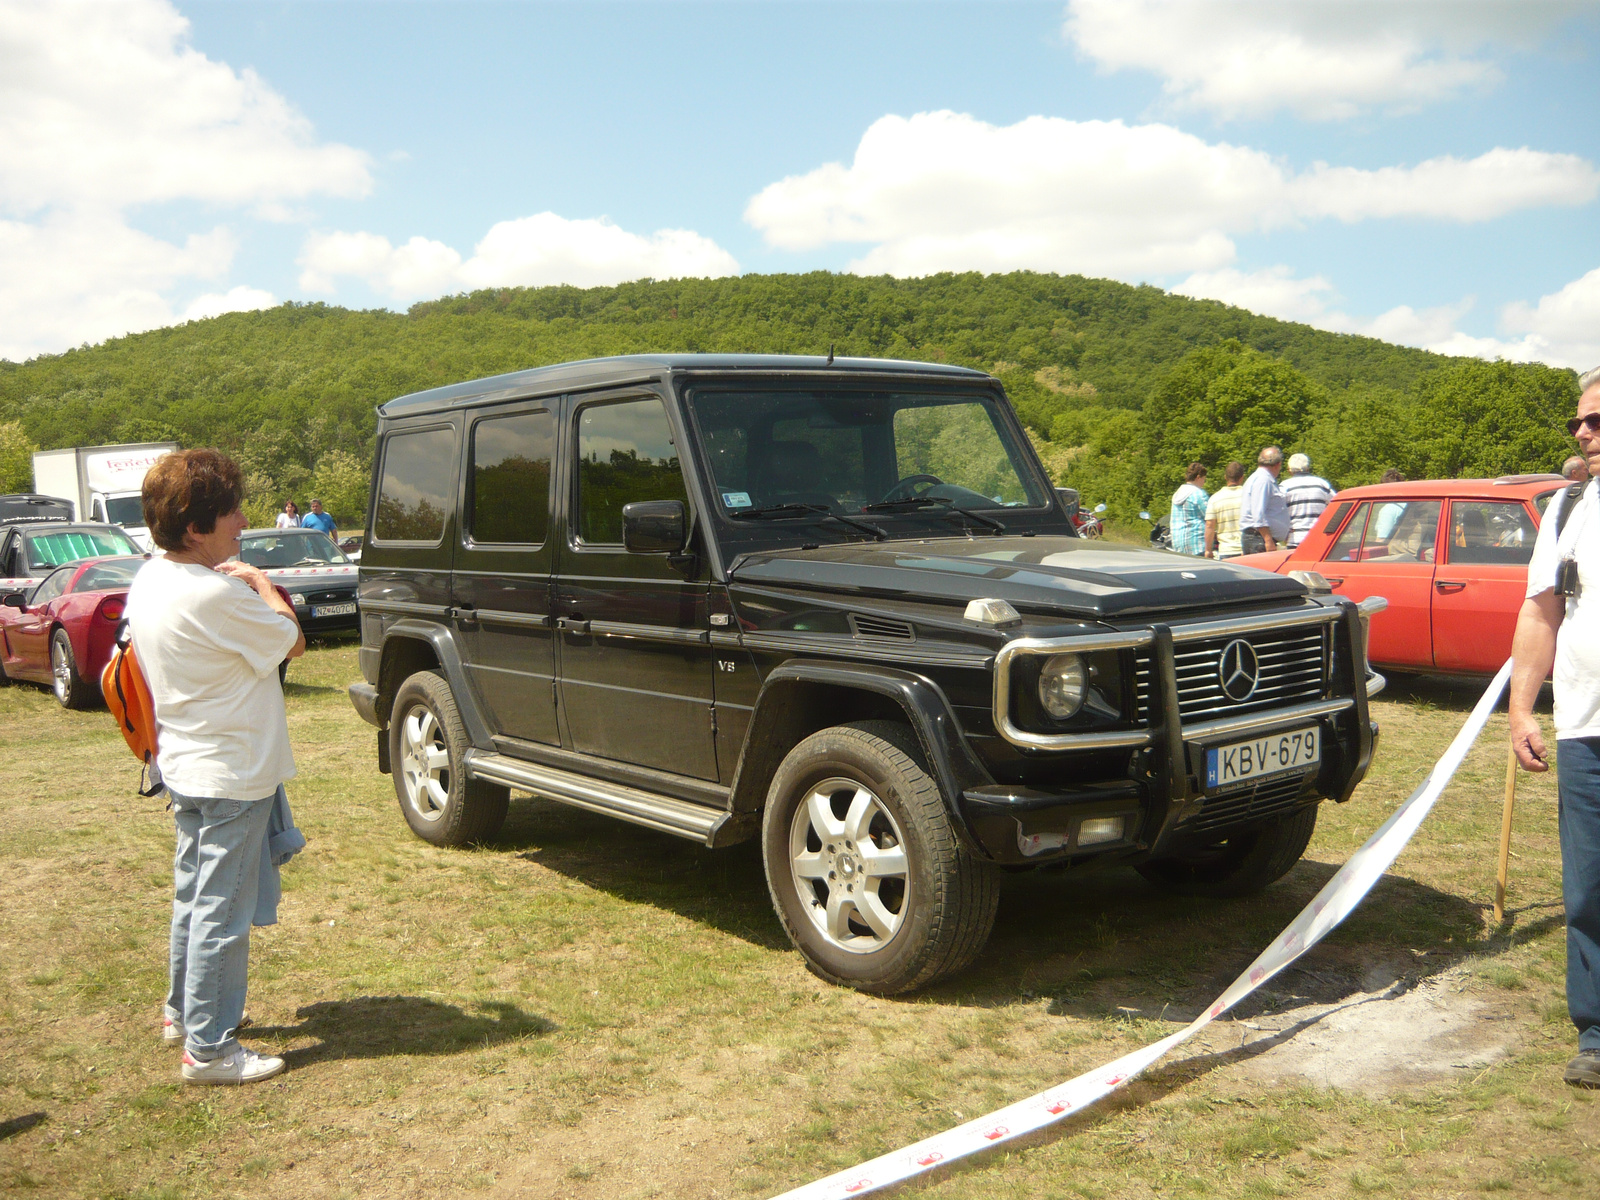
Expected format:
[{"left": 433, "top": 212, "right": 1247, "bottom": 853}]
[{"left": 773, "top": 658, "right": 1513, "bottom": 1200}]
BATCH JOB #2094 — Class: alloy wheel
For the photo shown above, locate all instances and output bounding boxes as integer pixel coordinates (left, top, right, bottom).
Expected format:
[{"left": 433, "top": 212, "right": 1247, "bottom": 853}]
[
  {"left": 398, "top": 703, "right": 451, "bottom": 821},
  {"left": 788, "top": 776, "right": 910, "bottom": 953}
]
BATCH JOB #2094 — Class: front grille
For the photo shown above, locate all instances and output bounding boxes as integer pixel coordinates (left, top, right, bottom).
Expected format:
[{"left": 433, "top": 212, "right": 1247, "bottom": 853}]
[
  {"left": 1187, "top": 773, "right": 1312, "bottom": 836},
  {"left": 1135, "top": 625, "right": 1328, "bottom": 723},
  {"left": 304, "top": 587, "right": 357, "bottom": 605},
  {"left": 849, "top": 613, "right": 915, "bottom": 641}
]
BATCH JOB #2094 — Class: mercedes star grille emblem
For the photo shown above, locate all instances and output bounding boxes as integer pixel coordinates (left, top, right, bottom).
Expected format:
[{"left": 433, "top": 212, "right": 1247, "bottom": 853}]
[{"left": 1218, "top": 639, "right": 1260, "bottom": 702}]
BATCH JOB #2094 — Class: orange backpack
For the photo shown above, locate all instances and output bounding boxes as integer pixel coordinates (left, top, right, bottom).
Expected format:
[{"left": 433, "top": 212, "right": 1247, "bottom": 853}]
[{"left": 102, "top": 629, "right": 163, "bottom": 797}]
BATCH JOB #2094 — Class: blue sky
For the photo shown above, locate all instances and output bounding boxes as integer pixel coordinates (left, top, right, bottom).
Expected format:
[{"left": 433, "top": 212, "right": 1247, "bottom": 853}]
[{"left": 4, "top": 1, "right": 1599, "bottom": 367}]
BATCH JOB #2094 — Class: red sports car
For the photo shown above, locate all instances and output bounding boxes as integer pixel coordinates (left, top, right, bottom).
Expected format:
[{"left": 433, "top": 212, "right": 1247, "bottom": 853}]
[
  {"left": 1234, "top": 475, "right": 1563, "bottom": 675},
  {"left": 0, "top": 555, "right": 146, "bottom": 708}
]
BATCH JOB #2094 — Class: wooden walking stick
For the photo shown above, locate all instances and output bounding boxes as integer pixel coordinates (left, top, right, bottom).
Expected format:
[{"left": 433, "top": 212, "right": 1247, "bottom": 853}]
[{"left": 1495, "top": 744, "right": 1517, "bottom": 923}]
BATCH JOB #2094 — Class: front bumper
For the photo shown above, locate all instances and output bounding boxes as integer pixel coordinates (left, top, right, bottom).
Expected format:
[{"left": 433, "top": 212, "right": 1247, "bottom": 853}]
[{"left": 964, "top": 599, "right": 1378, "bottom": 866}]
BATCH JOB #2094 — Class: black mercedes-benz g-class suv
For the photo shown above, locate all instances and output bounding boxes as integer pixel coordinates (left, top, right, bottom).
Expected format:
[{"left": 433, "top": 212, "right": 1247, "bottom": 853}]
[{"left": 349, "top": 354, "right": 1382, "bottom": 994}]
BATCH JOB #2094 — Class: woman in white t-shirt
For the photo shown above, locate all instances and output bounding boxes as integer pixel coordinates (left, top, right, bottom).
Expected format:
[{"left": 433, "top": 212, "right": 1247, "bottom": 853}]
[
  {"left": 274, "top": 500, "right": 301, "bottom": 529},
  {"left": 126, "top": 449, "right": 305, "bottom": 1086}
]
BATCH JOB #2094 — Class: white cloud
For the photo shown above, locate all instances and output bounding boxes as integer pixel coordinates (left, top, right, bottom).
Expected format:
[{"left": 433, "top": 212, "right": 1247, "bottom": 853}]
[
  {"left": 1501, "top": 268, "right": 1600, "bottom": 371},
  {"left": 300, "top": 214, "right": 740, "bottom": 301},
  {"left": 744, "top": 111, "right": 1597, "bottom": 278},
  {"left": 1175, "top": 264, "right": 1600, "bottom": 370},
  {"left": 1064, "top": 0, "right": 1574, "bottom": 120},
  {"left": 0, "top": 0, "right": 369, "bottom": 360},
  {"left": 183, "top": 286, "right": 278, "bottom": 324}
]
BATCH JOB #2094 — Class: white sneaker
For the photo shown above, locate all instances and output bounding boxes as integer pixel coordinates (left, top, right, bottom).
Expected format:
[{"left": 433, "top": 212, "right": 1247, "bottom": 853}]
[{"left": 181, "top": 1046, "right": 286, "bottom": 1086}]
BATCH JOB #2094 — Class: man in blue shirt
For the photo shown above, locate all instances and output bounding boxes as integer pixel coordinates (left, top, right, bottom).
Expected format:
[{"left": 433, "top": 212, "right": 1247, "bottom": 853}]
[
  {"left": 301, "top": 498, "right": 337, "bottom": 541},
  {"left": 1239, "top": 446, "right": 1291, "bottom": 554}
]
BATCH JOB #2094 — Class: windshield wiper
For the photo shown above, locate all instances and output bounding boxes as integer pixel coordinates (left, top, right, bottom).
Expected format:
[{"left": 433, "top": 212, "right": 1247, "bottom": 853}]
[
  {"left": 860, "top": 495, "right": 1007, "bottom": 533},
  {"left": 728, "top": 503, "right": 887, "bottom": 541}
]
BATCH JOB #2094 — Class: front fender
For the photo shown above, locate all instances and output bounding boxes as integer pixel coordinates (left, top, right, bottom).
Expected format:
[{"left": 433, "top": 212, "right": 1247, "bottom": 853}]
[{"left": 729, "top": 659, "right": 996, "bottom": 853}]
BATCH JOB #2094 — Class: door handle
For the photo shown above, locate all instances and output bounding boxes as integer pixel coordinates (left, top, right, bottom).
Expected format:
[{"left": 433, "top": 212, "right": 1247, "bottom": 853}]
[
  {"left": 1324, "top": 577, "right": 1344, "bottom": 588},
  {"left": 452, "top": 604, "right": 479, "bottom": 626},
  {"left": 1434, "top": 580, "right": 1467, "bottom": 593},
  {"left": 557, "top": 616, "right": 590, "bottom": 634}
]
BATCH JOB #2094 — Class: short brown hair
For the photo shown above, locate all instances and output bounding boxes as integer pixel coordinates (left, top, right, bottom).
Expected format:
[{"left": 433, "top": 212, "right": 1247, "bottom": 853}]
[
  {"left": 1380, "top": 468, "right": 1404, "bottom": 484},
  {"left": 1224, "top": 460, "right": 1245, "bottom": 485},
  {"left": 142, "top": 449, "right": 244, "bottom": 552},
  {"left": 1185, "top": 461, "right": 1207, "bottom": 482}
]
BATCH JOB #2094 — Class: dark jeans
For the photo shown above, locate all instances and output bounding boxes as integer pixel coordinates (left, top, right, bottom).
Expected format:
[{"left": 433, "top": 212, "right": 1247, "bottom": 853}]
[
  {"left": 1556, "top": 738, "right": 1600, "bottom": 1051},
  {"left": 1241, "top": 529, "right": 1267, "bottom": 554}
]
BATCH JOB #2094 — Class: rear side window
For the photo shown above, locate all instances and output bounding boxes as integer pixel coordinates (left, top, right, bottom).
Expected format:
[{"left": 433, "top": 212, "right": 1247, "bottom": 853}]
[
  {"left": 374, "top": 427, "right": 456, "bottom": 544},
  {"left": 1446, "top": 501, "right": 1537, "bottom": 566},
  {"left": 471, "top": 410, "right": 553, "bottom": 545},
  {"left": 575, "top": 399, "right": 688, "bottom": 545}
]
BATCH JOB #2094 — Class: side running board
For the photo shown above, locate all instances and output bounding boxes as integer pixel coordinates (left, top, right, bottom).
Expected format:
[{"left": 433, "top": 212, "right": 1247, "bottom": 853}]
[{"left": 464, "top": 750, "right": 731, "bottom": 846}]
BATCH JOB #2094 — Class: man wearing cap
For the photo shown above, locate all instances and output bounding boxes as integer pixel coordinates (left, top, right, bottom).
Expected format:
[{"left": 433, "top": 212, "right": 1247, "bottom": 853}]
[
  {"left": 1239, "top": 446, "right": 1291, "bottom": 554},
  {"left": 1282, "top": 453, "right": 1334, "bottom": 548},
  {"left": 1510, "top": 363, "right": 1600, "bottom": 1089}
]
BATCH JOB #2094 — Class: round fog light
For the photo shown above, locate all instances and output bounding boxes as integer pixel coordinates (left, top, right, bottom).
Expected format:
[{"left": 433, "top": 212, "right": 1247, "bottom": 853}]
[{"left": 1038, "top": 653, "right": 1087, "bottom": 719}]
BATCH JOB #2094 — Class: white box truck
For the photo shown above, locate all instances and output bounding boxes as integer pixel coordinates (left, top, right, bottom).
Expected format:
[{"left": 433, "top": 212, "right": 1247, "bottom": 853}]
[{"left": 31, "top": 443, "right": 176, "bottom": 551}]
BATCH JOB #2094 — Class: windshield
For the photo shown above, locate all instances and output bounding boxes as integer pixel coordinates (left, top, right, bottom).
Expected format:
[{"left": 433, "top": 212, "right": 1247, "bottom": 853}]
[
  {"left": 105, "top": 495, "right": 146, "bottom": 526},
  {"left": 71, "top": 558, "right": 145, "bottom": 592},
  {"left": 23, "top": 527, "right": 140, "bottom": 571},
  {"left": 687, "top": 389, "right": 1047, "bottom": 520},
  {"left": 237, "top": 530, "right": 350, "bottom": 568}
]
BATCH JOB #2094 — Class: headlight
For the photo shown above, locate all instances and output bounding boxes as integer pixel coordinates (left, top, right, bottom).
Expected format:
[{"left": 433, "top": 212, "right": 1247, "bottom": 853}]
[
  {"left": 1038, "top": 653, "right": 1087, "bottom": 719},
  {"left": 290, "top": 592, "right": 307, "bottom": 606}
]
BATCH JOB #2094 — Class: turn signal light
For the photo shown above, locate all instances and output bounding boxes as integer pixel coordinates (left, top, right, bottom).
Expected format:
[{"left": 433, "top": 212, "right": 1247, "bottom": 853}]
[{"left": 99, "top": 598, "right": 124, "bottom": 621}]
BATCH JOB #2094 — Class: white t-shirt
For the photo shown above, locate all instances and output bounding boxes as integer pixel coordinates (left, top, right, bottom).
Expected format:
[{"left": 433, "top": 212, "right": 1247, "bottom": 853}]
[
  {"left": 1525, "top": 482, "right": 1600, "bottom": 740},
  {"left": 126, "top": 556, "right": 300, "bottom": 798},
  {"left": 275, "top": 512, "right": 299, "bottom": 529}
]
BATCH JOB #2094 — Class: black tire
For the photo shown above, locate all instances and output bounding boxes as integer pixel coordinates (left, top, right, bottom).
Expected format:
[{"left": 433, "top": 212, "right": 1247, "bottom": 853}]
[
  {"left": 389, "top": 670, "right": 508, "bottom": 846},
  {"left": 1136, "top": 803, "right": 1318, "bottom": 898},
  {"left": 761, "top": 720, "right": 999, "bottom": 995},
  {"left": 51, "top": 628, "right": 94, "bottom": 710}
]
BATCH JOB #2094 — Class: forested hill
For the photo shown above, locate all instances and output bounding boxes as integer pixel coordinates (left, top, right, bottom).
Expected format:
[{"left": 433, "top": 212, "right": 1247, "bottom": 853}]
[{"left": 0, "top": 271, "right": 1579, "bottom": 524}]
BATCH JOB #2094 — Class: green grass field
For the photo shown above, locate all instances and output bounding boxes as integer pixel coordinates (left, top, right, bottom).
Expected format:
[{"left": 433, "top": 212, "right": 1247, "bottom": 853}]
[{"left": 0, "top": 644, "right": 1593, "bottom": 1199}]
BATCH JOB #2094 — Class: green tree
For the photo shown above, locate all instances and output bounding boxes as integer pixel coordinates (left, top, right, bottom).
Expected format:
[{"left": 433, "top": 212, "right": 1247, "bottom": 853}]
[
  {"left": 1405, "top": 360, "right": 1576, "bottom": 479},
  {"left": 0, "top": 420, "right": 38, "bottom": 492},
  {"left": 307, "top": 448, "right": 370, "bottom": 527}
]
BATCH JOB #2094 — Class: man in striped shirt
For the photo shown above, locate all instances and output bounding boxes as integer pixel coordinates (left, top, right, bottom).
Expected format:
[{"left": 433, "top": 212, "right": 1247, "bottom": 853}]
[{"left": 1282, "top": 453, "right": 1335, "bottom": 547}]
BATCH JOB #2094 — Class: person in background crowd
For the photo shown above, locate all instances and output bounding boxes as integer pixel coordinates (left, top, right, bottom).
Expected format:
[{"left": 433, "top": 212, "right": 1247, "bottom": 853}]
[
  {"left": 1564, "top": 455, "right": 1589, "bottom": 483},
  {"left": 1509, "top": 363, "right": 1600, "bottom": 1090},
  {"left": 127, "top": 449, "right": 306, "bottom": 1086},
  {"left": 274, "top": 500, "right": 300, "bottom": 530},
  {"left": 301, "top": 498, "right": 337, "bottom": 541},
  {"left": 1374, "top": 468, "right": 1407, "bottom": 541},
  {"left": 1168, "top": 462, "right": 1209, "bottom": 556},
  {"left": 1239, "top": 445, "right": 1290, "bottom": 554},
  {"left": 1204, "top": 461, "right": 1246, "bottom": 559},
  {"left": 1282, "top": 453, "right": 1334, "bottom": 547}
]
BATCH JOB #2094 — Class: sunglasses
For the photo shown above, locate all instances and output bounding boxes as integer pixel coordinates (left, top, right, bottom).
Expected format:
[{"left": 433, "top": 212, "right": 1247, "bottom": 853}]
[{"left": 1570, "top": 414, "right": 1600, "bottom": 436}]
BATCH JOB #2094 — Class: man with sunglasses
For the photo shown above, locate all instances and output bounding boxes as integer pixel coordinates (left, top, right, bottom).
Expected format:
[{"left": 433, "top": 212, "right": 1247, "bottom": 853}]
[{"left": 1511, "top": 364, "right": 1600, "bottom": 1090}]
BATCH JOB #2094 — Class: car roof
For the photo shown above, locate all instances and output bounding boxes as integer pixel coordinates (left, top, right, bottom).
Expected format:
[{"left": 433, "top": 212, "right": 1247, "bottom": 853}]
[
  {"left": 1331, "top": 477, "right": 1567, "bottom": 501},
  {"left": 378, "top": 353, "right": 994, "bottom": 419},
  {"left": 6, "top": 521, "right": 138, "bottom": 536}
]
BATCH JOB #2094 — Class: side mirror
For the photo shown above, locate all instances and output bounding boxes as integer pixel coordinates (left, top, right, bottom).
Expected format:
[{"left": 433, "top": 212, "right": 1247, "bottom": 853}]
[
  {"left": 2, "top": 593, "right": 24, "bottom": 609},
  {"left": 1138, "top": 510, "right": 1151, "bottom": 521},
  {"left": 622, "top": 500, "right": 686, "bottom": 554},
  {"left": 1094, "top": 503, "right": 1107, "bottom": 514}
]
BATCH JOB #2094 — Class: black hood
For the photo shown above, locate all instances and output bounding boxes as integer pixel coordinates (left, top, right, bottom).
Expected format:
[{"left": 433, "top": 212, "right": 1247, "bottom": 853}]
[{"left": 729, "top": 535, "right": 1304, "bottom": 619}]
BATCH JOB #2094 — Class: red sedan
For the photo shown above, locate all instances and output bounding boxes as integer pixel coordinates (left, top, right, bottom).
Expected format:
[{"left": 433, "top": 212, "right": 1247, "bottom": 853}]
[
  {"left": 0, "top": 555, "right": 146, "bottom": 708},
  {"left": 1235, "top": 475, "right": 1563, "bottom": 675}
]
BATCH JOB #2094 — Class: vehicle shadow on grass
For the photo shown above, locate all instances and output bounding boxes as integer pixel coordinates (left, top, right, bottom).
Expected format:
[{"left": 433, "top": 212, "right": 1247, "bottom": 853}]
[
  {"left": 501, "top": 796, "right": 792, "bottom": 951},
  {"left": 496, "top": 795, "right": 1543, "bottom": 1016},
  {"left": 1377, "top": 671, "right": 1551, "bottom": 714},
  {"left": 931, "top": 855, "right": 1559, "bottom": 1019},
  {"left": 250, "top": 996, "right": 556, "bottom": 1065}
]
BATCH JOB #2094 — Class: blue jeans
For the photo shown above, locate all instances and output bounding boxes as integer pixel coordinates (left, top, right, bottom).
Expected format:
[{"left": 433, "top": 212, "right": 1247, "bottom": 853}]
[
  {"left": 164, "top": 788, "right": 276, "bottom": 1060},
  {"left": 1556, "top": 739, "right": 1600, "bottom": 1051}
]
